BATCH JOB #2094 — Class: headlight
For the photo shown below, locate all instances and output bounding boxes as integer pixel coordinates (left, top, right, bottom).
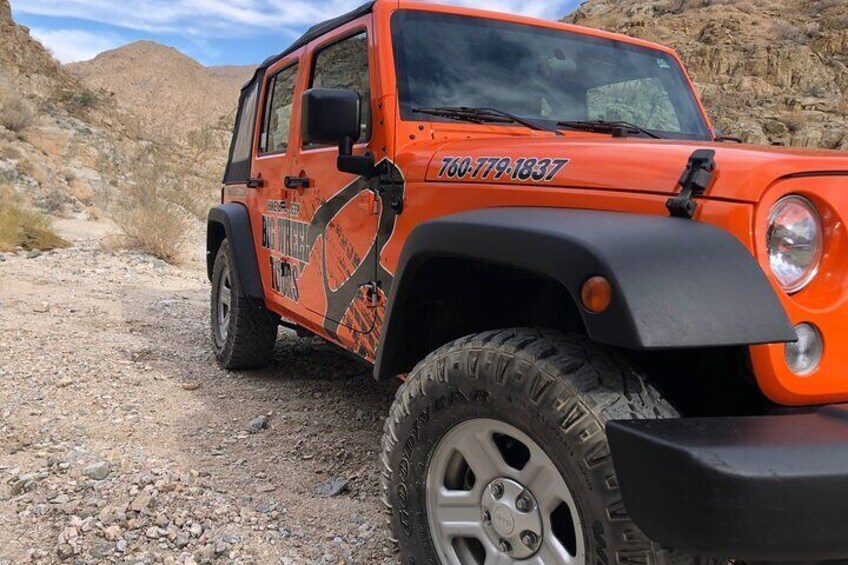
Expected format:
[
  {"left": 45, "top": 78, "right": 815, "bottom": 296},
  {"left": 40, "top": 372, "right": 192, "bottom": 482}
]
[{"left": 767, "top": 195, "right": 823, "bottom": 293}]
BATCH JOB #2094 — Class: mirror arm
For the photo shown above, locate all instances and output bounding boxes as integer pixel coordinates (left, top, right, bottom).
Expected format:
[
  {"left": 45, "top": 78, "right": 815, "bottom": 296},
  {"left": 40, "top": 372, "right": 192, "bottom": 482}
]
[{"left": 336, "top": 136, "right": 375, "bottom": 178}]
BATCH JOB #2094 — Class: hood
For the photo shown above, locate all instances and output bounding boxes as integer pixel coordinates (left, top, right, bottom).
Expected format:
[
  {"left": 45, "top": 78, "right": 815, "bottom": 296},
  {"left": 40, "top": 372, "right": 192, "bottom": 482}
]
[{"left": 420, "top": 136, "right": 848, "bottom": 203}]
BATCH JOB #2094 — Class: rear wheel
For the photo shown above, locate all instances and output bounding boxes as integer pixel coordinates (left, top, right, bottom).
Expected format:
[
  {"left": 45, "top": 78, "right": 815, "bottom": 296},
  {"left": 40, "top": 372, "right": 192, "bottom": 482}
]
[
  {"left": 380, "top": 329, "right": 716, "bottom": 565},
  {"left": 211, "top": 240, "right": 278, "bottom": 369}
]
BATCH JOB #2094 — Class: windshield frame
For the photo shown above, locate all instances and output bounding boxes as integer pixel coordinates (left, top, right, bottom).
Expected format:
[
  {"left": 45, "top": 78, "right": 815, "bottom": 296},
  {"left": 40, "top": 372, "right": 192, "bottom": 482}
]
[{"left": 390, "top": 9, "right": 713, "bottom": 141}]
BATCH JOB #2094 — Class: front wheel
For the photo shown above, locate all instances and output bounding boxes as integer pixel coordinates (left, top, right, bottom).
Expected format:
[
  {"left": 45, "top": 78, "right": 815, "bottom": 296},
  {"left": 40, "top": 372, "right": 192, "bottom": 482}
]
[{"left": 380, "top": 329, "right": 708, "bottom": 565}]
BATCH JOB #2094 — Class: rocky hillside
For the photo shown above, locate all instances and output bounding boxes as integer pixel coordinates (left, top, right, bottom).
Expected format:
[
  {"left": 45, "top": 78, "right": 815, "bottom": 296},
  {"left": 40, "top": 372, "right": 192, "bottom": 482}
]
[
  {"left": 68, "top": 42, "right": 253, "bottom": 143},
  {"left": 0, "top": 0, "right": 138, "bottom": 218},
  {"left": 566, "top": 0, "right": 848, "bottom": 149},
  {"left": 0, "top": 0, "right": 232, "bottom": 267}
]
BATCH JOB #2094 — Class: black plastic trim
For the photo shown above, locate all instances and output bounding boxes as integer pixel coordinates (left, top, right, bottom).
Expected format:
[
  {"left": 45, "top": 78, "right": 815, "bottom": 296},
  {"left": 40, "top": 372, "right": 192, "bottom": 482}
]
[
  {"left": 374, "top": 208, "right": 795, "bottom": 379},
  {"left": 207, "top": 203, "right": 263, "bottom": 298},
  {"left": 607, "top": 405, "right": 848, "bottom": 561}
]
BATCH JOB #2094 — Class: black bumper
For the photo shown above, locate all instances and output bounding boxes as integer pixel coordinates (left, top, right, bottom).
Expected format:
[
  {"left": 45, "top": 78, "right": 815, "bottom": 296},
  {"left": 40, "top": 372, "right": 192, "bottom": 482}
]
[{"left": 607, "top": 404, "right": 848, "bottom": 562}]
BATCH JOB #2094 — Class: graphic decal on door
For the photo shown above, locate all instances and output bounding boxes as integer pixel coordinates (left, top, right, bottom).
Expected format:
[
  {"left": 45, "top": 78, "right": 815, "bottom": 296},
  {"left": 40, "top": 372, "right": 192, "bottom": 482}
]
[{"left": 260, "top": 159, "right": 405, "bottom": 359}]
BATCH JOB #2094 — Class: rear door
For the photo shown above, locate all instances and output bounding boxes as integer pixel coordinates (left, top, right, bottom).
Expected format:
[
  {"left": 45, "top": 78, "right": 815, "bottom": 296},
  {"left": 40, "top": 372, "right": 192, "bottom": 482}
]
[
  {"left": 290, "top": 24, "right": 384, "bottom": 353},
  {"left": 250, "top": 56, "right": 302, "bottom": 313}
]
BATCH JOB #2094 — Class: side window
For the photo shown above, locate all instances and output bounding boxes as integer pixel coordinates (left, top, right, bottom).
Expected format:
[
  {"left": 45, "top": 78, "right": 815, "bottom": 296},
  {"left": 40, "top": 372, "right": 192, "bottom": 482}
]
[
  {"left": 260, "top": 64, "right": 299, "bottom": 154},
  {"left": 309, "top": 32, "right": 371, "bottom": 143},
  {"left": 224, "top": 79, "right": 259, "bottom": 183},
  {"left": 587, "top": 77, "right": 681, "bottom": 132}
]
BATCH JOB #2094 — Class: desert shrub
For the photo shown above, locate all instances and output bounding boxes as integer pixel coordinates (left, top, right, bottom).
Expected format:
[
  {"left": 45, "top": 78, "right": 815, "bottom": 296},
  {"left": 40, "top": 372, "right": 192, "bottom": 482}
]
[
  {"left": 774, "top": 21, "right": 811, "bottom": 44},
  {"left": 0, "top": 95, "right": 34, "bottom": 133},
  {"left": 112, "top": 149, "right": 190, "bottom": 264},
  {"left": 783, "top": 111, "right": 808, "bottom": 133},
  {"left": 0, "top": 145, "right": 21, "bottom": 160},
  {"left": 0, "top": 185, "right": 68, "bottom": 251},
  {"left": 57, "top": 87, "right": 101, "bottom": 117}
]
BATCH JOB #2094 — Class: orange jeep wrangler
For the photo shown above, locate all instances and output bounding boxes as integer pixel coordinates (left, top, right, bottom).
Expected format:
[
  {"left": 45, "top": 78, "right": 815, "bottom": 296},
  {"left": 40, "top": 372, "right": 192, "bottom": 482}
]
[{"left": 207, "top": 2, "right": 848, "bottom": 563}]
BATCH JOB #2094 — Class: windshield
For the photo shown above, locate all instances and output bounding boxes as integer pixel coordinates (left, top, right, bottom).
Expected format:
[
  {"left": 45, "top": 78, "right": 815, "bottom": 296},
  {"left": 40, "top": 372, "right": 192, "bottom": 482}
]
[{"left": 392, "top": 11, "right": 712, "bottom": 140}]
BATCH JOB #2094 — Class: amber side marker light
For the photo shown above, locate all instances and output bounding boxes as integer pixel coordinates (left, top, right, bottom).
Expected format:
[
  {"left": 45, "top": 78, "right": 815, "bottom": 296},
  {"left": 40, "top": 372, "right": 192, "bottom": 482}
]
[{"left": 581, "top": 276, "right": 612, "bottom": 313}]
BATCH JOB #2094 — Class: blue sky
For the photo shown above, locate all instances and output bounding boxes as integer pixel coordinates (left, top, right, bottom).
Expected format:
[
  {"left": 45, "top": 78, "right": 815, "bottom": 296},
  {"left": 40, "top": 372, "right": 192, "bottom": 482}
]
[{"left": 11, "top": 0, "right": 582, "bottom": 67}]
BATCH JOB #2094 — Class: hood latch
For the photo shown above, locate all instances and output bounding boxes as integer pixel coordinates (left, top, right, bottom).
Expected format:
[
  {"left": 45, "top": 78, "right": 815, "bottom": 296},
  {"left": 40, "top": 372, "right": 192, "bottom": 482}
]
[{"left": 666, "top": 149, "right": 716, "bottom": 219}]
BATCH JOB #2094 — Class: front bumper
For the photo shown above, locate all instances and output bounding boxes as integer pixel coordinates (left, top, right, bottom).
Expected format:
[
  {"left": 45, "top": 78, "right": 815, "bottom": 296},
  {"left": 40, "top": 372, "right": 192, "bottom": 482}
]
[{"left": 607, "top": 405, "right": 848, "bottom": 562}]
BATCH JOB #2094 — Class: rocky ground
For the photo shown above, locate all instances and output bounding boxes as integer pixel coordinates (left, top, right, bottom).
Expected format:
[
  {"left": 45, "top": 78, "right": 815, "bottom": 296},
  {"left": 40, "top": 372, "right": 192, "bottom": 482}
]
[{"left": 0, "top": 221, "right": 401, "bottom": 564}]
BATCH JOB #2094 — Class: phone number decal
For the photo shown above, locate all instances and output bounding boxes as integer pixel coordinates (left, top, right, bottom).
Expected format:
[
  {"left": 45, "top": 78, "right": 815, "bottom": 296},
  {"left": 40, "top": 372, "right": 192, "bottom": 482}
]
[{"left": 437, "top": 156, "right": 570, "bottom": 182}]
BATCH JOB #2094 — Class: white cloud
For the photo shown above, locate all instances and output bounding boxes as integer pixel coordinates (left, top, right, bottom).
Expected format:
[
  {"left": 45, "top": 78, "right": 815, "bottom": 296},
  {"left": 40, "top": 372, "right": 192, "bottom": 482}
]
[
  {"left": 29, "top": 28, "right": 125, "bottom": 63},
  {"left": 14, "top": 0, "right": 577, "bottom": 40}
]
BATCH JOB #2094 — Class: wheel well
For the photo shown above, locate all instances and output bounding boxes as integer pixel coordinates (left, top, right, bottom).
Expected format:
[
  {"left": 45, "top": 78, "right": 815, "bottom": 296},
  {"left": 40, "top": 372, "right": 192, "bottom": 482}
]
[
  {"left": 382, "top": 257, "right": 774, "bottom": 418},
  {"left": 206, "top": 221, "right": 226, "bottom": 281},
  {"left": 385, "top": 257, "right": 586, "bottom": 377}
]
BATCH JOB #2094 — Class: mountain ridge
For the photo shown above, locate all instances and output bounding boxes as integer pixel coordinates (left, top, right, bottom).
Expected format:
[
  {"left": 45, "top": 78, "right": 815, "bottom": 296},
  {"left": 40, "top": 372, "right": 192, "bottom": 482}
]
[{"left": 67, "top": 40, "right": 254, "bottom": 142}]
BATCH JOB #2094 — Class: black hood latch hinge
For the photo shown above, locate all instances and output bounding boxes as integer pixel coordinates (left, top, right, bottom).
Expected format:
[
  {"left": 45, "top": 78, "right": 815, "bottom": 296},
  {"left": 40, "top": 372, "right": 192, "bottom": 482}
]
[{"left": 666, "top": 149, "right": 716, "bottom": 219}]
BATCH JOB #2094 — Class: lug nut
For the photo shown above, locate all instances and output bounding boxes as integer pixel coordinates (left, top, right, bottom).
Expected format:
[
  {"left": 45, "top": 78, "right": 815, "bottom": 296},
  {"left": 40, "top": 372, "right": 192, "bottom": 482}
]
[
  {"left": 498, "top": 539, "right": 512, "bottom": 554},
  {"left": 481, "top": 509, "right": 491, "bottom": 524},
  {"left": 490, "top": 482, "right": 504, "bottom": 499},
  {"left": 521, "top": 531, "right": 539, "bottom": 548},
  {"left": 515, "top": 494, "right": 533, "bottom": 513}
]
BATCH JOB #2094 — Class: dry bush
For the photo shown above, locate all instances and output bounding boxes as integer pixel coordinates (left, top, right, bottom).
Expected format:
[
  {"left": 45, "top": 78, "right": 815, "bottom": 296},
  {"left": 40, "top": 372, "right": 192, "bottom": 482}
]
[
  {"left": 112, "top": 148, "right": 190, "bottom": 264},
  {"left": 0, "top": 94, "right": 34, "bottom": 133},
  {"left": 783, "top": 111, "right": 809, "bottom": 133},
  {"left": 54, "top": 87, "right": 101, "bottom": 119},
  {"left": 0, "top": 185, "right": 68, "bottom": 252},
  {"left": 1, "top": 145, "right": 22, "bottom": 160}
]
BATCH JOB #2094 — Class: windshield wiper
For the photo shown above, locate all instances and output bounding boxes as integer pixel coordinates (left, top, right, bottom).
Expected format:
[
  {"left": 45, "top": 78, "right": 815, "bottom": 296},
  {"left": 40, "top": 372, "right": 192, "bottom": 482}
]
[
  {"left": 414, "top": 106, "right": 564, "bottom": 136},
  {"left": 556, "top": 120, "right": 664, "bottom": 139}
]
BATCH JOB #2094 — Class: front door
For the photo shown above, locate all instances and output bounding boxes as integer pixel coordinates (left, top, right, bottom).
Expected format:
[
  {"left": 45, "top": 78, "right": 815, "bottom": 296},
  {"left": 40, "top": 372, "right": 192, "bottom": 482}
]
[{"left": 290, "top": 27, "right": 383, "bottom": 355}]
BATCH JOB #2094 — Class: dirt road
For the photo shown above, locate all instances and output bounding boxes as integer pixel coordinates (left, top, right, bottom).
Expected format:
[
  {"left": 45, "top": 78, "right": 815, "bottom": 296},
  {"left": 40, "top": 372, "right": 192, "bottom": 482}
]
[{"left": 0, "top": 222, "right": 400, "bottom": 564}]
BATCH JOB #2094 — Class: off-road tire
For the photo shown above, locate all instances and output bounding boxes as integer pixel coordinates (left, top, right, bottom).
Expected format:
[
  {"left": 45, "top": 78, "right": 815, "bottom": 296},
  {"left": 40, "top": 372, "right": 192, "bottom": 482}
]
[
  {"left": 210, "top": 240, "right": 278, "bottom": 370},
  {"left": 380, "top": 328, "right": 721, "bottom": 565}
]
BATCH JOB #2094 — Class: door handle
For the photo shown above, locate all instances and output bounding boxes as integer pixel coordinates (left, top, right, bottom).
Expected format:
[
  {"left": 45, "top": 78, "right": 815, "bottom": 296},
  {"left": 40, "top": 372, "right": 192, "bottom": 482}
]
[
  {"left": 246, "top": 177, "right": 265, "bottom": 189},
  {"left": 284, "top": 176, "right": 311, "bottom": 189}
]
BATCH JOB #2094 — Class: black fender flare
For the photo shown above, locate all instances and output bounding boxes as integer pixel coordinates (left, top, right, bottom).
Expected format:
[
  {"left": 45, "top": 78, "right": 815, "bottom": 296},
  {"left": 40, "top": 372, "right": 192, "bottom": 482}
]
[
  {"left": 206, "top": 203, "right": 263, "bottom": 298},
  {"left": 374, "top": 208, "right": 795, "bottom": 379}
]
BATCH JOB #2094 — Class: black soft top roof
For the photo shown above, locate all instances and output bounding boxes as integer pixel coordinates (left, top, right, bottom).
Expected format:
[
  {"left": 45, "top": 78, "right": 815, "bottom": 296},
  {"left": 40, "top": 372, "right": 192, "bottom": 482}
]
[{"left": 243, "top": 1, "right": 375, "bottom": 91}]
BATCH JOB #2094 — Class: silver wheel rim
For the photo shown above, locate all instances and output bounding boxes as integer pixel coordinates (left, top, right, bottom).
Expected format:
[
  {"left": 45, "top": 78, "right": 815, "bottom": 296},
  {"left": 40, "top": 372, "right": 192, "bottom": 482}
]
[
  {"left": 426, "top": 418, "right": 584, "bottom": 564},
  {"left": 216, "top": 271, "right": 232, "bottom": 345}
]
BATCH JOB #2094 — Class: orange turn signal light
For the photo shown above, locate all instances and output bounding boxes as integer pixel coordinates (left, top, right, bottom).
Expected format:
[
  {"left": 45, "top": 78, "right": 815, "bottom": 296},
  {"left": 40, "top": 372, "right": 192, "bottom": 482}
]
[{"left": 581, "top": 276, "right": 611, "bottom": 313}]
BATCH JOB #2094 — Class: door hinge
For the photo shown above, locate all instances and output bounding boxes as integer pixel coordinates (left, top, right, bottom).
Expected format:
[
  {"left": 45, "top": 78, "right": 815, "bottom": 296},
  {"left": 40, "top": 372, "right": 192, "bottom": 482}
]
[{"left": 665, "top": 149, "right": 716, "bottom": 219}]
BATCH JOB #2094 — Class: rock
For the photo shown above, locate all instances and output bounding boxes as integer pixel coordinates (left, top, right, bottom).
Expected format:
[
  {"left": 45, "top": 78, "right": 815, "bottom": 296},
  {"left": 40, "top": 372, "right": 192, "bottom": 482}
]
[
  {"left": 145, "top": 526, "right": 161, "bottom": 539},
  {"left": 26, "top": 249, "right": 42, "bottom": 259},
  {"left": 152, "top": 259, "right": 167, "bottom": 269},
  {"left": 0, "top": 253, "right": 5, "bottom": 261},
  {"left": 116, "top": 539, "right": 127, "bottom": 552},
  {"left": 56, "top": 543, "right": 74, "bottom": 560},
  {"left": 25, "top": 126, "right": 73, "bottom": 158},
  {"left": 181, "top": 382, "right": 201, "bottom": 391},
  {"left": 189, "top": 523, "right": 203, "bottom": 537},
  {"left": 130, "top": 490, "right": 155, "bottom": 512},
  {"left": 247, "top": 415, "right": 268, "bottom": 433},
  {"left": 10, "top": 478, "right": 30, "bottom": 495},
  {"left": 155, "top": 512, "right": 170, "bottom": 527},
  {"left": 81, "top": 461, "right": 111, "bottom": 480},
  {"left": 315, "top": 478, "right": 349, "bottom": 498},
  {"left": 174, "top": 532, "right": 190, "bottom": 548},
  {"left": 56, "top": 377, "right": 73, "bottom": 388},
  {"left": 103, "top": 524, "right": 122, "bottom": 541},
  {"left": 33, "top": 302, "right": 50, "bottom": 313}
]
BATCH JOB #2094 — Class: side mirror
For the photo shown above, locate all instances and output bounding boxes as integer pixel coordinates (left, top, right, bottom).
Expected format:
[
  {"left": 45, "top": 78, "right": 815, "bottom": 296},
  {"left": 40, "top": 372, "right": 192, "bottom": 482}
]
[{"left": 301, "top": 88, "right": 374, "bottom": 177}]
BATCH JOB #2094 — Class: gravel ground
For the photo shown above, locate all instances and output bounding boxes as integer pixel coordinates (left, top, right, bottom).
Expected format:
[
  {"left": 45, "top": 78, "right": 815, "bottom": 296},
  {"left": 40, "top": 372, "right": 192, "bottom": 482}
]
[{"left": 0, "top": 224, "right": 401, "bottom": 564}]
